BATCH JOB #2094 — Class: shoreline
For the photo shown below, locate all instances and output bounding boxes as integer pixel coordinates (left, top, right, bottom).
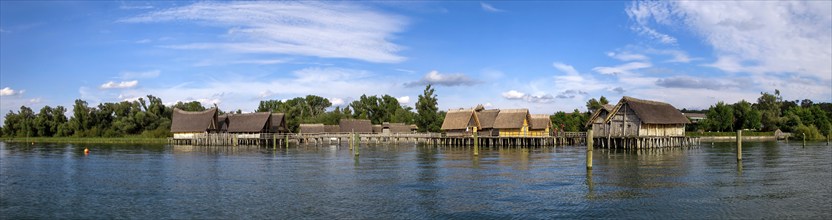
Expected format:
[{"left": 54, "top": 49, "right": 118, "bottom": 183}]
[{"left": 2, "top": 137, "right": 168, "bottom": 144}]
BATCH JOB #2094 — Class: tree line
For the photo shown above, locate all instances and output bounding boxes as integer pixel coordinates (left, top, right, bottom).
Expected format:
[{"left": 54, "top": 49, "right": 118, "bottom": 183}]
[{"left": 0, "top": 85, "right": 447, "bottom": 137}]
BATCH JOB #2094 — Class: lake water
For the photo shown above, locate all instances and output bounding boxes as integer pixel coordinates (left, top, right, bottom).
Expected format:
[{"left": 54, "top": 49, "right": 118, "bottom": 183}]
[{"left": 1, "top": 141, "right": 830, "bottom": 219}]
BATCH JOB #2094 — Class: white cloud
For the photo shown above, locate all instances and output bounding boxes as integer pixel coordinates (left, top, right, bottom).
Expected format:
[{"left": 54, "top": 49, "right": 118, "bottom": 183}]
[
  {"left": 330, "top": 97, "right": 345, "bottom": 106},
  {"left": 502, "top": 90, "right": 554, "bottom": 103},
  {"left": 120, "top": 1, "right": 408, "bottom": 63},
  {"left": 293, "top": 67, "right": 371, "bottom": 83},
  {"left": 28, "top": 98, "right": 41, "bottom": 104},
  {"left": 135, "top": 39, "right": 151, "bottom": 44},
  {"left": 606, "top": 51, "right": 649, "bottom": 62},
  {"left": 626, "top": 1, "right": 832, "bottom": 83},
  {"left": 480, "top": 2, "right": 504, "bottom": 12},
  {"left": 397, "top": 96, "right": 410, "bottom": 104},
  {"left": 0, "top": 87, "right": 23, "bottom": 96},
  {"left": 100, "top": 80, "right": 139, "bottom": 89},
  {"left": 626, "top": 1, "right": 678, "bottom": 44},
  {"left": 120, "top": 70, "right": 160, "bottom": 79},
  {"left": 502, "top": 90, "right": 525, "bottom": 99},
  {"left": 592, "top": 62, "right": 652, "bottom": 75},
  {"left": 552, "top": 62, "right": 580, "bottom": 75},
  {"left": 405, "top": 70, "right": 478, "bottom": 87}
]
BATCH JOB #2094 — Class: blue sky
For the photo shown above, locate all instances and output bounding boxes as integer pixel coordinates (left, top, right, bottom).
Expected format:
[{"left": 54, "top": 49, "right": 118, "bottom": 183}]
[{"left": 1, "top": 1, "right": 830, "bottom": 124}]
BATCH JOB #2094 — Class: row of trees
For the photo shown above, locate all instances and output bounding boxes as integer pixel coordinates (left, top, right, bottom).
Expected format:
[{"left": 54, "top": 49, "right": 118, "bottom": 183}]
[
  {"left": 699, "top": 90, "right": 831, "bottom": 139},
  {"left": 1, "top": 85, "right": 448, "bottom": 137}
]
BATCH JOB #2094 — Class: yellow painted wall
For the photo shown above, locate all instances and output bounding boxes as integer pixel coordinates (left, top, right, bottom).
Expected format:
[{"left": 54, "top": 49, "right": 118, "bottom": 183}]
[{"left": 499, "top": 118, "right": 536, "bottom": 137}]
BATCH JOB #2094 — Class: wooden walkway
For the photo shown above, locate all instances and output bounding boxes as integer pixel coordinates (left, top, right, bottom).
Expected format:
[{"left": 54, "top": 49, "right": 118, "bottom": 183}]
[{"left": 169, "top": 132, "right": 588, "bottom": 147}]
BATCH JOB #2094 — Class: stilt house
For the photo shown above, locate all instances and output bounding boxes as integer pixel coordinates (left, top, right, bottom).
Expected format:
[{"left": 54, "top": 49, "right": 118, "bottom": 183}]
[
  {"left": 440, "top": 108, "right": 481, "bottom": 137},
  {"left": 171, "top": 108, "right": 219, "bottom": 139},
  {"left": 604, "top": 96, "right": 690, "bottom": 137},
  {"left": 299, "top": 124, "right": 325, "bottom": 134},
  {"left": 529, "top": 114, "right": 552, "bottom": 137},
  {"left": 340, "top": 119, "right": 373, "bottom": 133},
  {"left": 227, "top": 112, "right": 272, "bottom": 139},
  {"left": 270, "top": 113, "right": 288, "bottom": 133},
  {"left": 494, "top": 109, "right": 531, "bottom": 137},
  {"left": 585, "top": 104, "right": 614, "bottom": 137},
  {"left": 475, "top": 109, "right": 501, "bottom": 137}
]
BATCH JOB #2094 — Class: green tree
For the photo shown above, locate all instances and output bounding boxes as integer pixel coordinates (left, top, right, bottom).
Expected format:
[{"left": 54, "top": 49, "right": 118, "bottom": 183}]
[
  {"left": 705, "top": 101, "right": 734, "bottom": 132},
  {"left": 172, "top": 101, "right": 206, "bottom": 112},
  {"left": 415, "top": 84, "right": 442, "bottom": 132},
  {"left": 585, "top": 96, "right": 609, "bottom": 113},
  {"left": 756, "top": 90, "right": 782, "bottom": 131}
]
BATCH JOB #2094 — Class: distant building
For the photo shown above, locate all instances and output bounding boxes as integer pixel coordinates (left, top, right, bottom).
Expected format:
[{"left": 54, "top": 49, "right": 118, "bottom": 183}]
[
  {"left": 494, "top": 109, "right": 531, "bottom": 137},
  {"left": 340, "top": 119, "right": 373, "bottom": 133},
  {"left": 683, "top": 113, "right": 706, "bottom": 124},
  {"left": 299, "top": 124, "right": 325, "bottom": 134},
  {"left": 529, "top": 114, "right": 552, "bottom": 137},
  {"left": 586, "top": 104, "right": 615, "bottom": 137},
  {"left": 227, "top": 112, "right": 272, "bottom": 138},
  {"left": 440, "top": 108, "right": 480, "bottom": 137},
  {"left": 270, "top": 113, "right": 288, "bottom": 133}
]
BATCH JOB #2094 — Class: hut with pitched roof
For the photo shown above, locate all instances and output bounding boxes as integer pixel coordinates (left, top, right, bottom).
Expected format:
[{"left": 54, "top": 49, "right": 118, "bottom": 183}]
[
  {"left": 528, "top": 114, "right": 552, "bottom": 137},
  {"left": 299, "top": 124, "right": 325, "bottom": 134},
  {"left": 440, "top": 108, "right": 480, "bottom": 137},
  {"left": 605, "top": 96, "right": 690, "bottom": 137},
  {"left": 227, "top": 112, "right": 272, "bottom": 140},
  {"left": 585, "top": 104, "right": 614, "bottom": 137},
  {"left": 340, "top": 119, "right": 373, "bottom": 133},
  {"left": 171, "top": 108, "right": 219, "bottom": 141},
  {"left": 494, "top": 109, "right": 531, "bottom": 137},
  {"left": 270, "top": 113, "right": 288, "bottom": 133},
  {"left": 475, "top": 109, "right": 501, "bottom": 137},
  {"left": 324, "top": 125, "right": 340, "bottom": 133}
]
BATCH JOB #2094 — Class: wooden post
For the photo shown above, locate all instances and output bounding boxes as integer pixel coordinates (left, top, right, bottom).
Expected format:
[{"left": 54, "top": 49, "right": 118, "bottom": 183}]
[
  {"left": 285, "top": 135, "right": 289, "bottom": 149},
  {"left": 354, "top": 133, "right": 360, "bottom": 156},
  {"left": 586, "top": 130, "right": 593, "bottom": 169},
  {"left": 473, "top": 127, "right": 479, "bottom": 156},
  {"left": 273, "top": 134, "right": 276, "bottom": 149},
  {"left": 802, "top": 133, "right": 806, "bottom": 147},
  {"left": 736, "top": 130, "right": 742, "bottom": 161}
]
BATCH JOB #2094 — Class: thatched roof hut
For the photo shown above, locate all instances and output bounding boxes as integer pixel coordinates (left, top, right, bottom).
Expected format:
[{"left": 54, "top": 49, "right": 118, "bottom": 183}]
[
  {"left": 475, "top": 109, "right": 500, "bottom": 130},
  {"left": 227, "top": 112, "right": 272, "bottom": 133},
  {"left": 372, "top": 125, "right": 383, "bottom": 133},
  {"left": 217, "top": 113, "right": 230, "bottom": 132},
  {"left": 340, "top": 119, "right": 373, "bottom": 133},
  {"left": 324, "top": 125, "right": 340, "bottom": 133},
  {"left": 171, "top": 108, "right": 218, "bottom": 133},
  {"left": 604, "top": 96, "right": 690, "bottom": 137},
  {"left": 387, "top": 123, "right": 412, "bottom": 133},
  {"left": 585, "top": 104, "right": 614, "bottom": 127},
  {"left": 299, "top": 124, "right": 325, "bottom": 134},
  {"left": 440, "top": 108, "right": 480, "bottom": 131},
  {"left": 529, "top": 114, "right": 551, "bottom": 130},
  {"left": 494, "top": 109, "right": 530, "bottom": 129},
  {"left": 270, "top": 113, "right": 288, "bottom": 133},
  {"left": 604, "top": 97, "right": 690, "bottom": 124}
]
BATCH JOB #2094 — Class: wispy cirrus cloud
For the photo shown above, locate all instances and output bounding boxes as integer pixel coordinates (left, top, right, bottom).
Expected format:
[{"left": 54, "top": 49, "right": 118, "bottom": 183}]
[
  {"left": 626, "top": 1, "right": 832, "bottom": 84},
  {"left": 119, "top": 1, "right": 408, "bottom": 63},
  {"left": 100, "top": 80, "right": 138, "bottom": 89},
  {"left": 120, "top": 70, "right": 160, "bottom": 79},
  {"left": 404, "top": 70, "right": 478, "bottom": 87},
  {"left": 592, "top": 62, "right": 652, "bottom": 75},
  {"left": 480, "top": 2, "right": 505, "bottom": 13}
]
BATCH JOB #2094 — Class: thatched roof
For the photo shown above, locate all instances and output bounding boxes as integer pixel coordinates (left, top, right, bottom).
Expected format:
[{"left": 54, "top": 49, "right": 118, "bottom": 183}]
[
  {"left": 388, "top": 123, "right": 412, "bottom": 133},
  {"left": 372, "top": 125, "right": 383, "bottom": 133},
  {"left": 475, "top": 109, "right": 500, "bottom": 129},
  {"left": 494, "top": 109, "right": 530, "bottom": 129},
  {"left": 441, "top": 108, "right": 480, "bottom": 130},
  {"left": 227, "top": 112, "right": 271, "bottom": 133},
  {"left": 171, "top": 108, "right": 218, "bottom": 133},
  {"left": 218, "top": 113, "right": 230, "bottom": 132},
  {"left": 340, "top": 119, "right": 373, "bottom": 133},
  {"left": 585, "top": 104, "right": 615, "bottom": 127},
  {"left": 529, "top": 114, "right": 551, "bottom": 130},
  {"left": 299, "top": 124, "right": 325, "bottom": 134},
  {"left": 605, "top": 96, "right": 690, "bottom": 124},
  {"left": 270, "top": 113, "right": 287, "bottom": 132},
  {"left": 324, "top": 125, "right": 340, "bottom": 133}
]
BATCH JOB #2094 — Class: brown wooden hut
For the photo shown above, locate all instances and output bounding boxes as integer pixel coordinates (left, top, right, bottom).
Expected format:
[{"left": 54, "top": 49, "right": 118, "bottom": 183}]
[
  {"left": 475, "top": 109, "right": 500, "bottom": 137},
  {"left": 299, "top": 124, "right": 325, "bottom": 134},
  {"left": 494, "top": 109, "right": 531, "bottom": 137},
  {"left": 171, "top": 108, "right": 219, "bottom": 139},
  {"left": 372, "top": 125, "right": 383, "bottom": 134},
  {"left": 340, "top": 119, "right": 373, "bottom": 133},
  {"left": 440, "top": 108, "right": 480, "bottom": 137},
  {"left": 585, "top": 104, "right": 614, "bottom": 137},
  {"left": 324, "top": 125, "right": 340, "bottom": 133},
  {"left": 217, "top": 113, "right": 230, "bottom": 133},
  {"left": 270, "top": 113, "right": 288, "bottom": 133},
  {"left": 227, "top": 112, "right": 272, "bottom": 138},
  {"left": 529, "top": 114, "right": 551, "bottom": 137},
  {"left": 604, "top": 96, "right": 690, "bottom": 137},
  {"left": 386, "top": 123, "right": 412, "bottom": 134}
]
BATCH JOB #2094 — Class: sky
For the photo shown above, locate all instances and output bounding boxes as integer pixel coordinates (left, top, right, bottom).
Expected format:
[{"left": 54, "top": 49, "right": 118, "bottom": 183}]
[{"left": 1, "top": 1, "right": 831, "bottom": 124}]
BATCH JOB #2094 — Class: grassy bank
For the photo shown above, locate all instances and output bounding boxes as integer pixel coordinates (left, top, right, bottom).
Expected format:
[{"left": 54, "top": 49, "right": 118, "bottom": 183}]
[
  {"left": 2, "top": 137, "right": 168, "bottom": 144},
  {"left": 686, "top": 131, "right": 774, "bottom": 137}
]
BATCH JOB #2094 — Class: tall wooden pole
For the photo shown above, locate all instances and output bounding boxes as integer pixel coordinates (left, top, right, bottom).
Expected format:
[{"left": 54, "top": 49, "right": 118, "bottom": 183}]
[
  {"left": 736, "top": 130, "right": 742, "bottom": 161},
  {"left": 473, "top": 127, "right": 479, "bottom": 156},
  {"left": 586, "top": 129, "right": 593, "bottom": 169}
]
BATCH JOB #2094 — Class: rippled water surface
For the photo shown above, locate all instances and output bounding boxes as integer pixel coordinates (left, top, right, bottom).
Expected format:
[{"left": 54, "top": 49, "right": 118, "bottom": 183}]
[{"left": 1, "top": 141, "right": 831, "bottom": 219}]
